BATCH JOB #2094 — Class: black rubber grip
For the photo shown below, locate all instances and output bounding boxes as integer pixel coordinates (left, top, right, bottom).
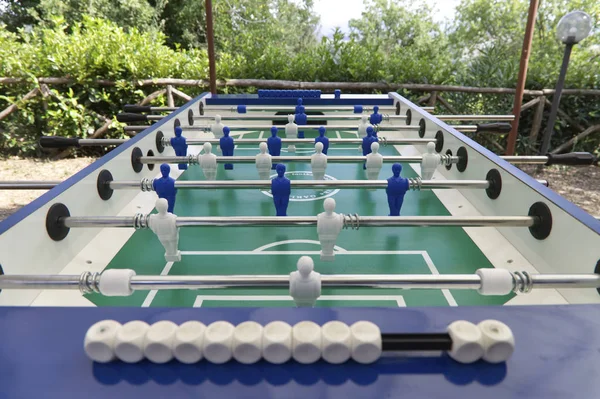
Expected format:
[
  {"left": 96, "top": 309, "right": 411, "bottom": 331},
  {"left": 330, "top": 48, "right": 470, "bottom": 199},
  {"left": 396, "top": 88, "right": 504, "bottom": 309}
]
[
  {"left": 39, "top": 136, "right": 80, "bottom": 148},
  {"left": 381, "top": 333, "right": 452, "bottom": 351},
  {"left": 545, "top": 152, "right": 598, "bottom": 166},
  {"left": 116, "top": 113, "right": 148, "bottom": 123},
  {"left": 476, "top": 123, "right": 512, "bottom": 134},
  {"left": 123, "top": 104, "right": 152, "bottom": 113}
]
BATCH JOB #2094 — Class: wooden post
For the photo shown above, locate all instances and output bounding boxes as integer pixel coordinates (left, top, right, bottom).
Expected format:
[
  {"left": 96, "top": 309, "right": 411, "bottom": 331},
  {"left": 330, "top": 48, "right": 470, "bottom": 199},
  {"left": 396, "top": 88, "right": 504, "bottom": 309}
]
[
  {"left": 529, "top": 95, "right": 545, "bottom": 142},
  {"left": 550, "top": 125, "right": 600, "bottom": 154},
  {"left": 139, "top": 89, "right": 166, "bottom": 106},
  {"left": 205, "top": 0, "right": 217, "bottom": 94},
  {"left": 427, "top": 91, "right": 438, "bottom": 107},
  {"left": 415, "top": 93, "right": 431, "bottom": 104},
  {"left": 519, "top": 97, "right": 540, "bottom": 113},
  {"left": 0, "top": 87, "right": 39, "bottom": 121},
  {"left": 166, "top": 85, "right": 175, "bottom": 108},
  {"left": 543, "top": 98, "right": 587, "bottom": 132},
  {"left": 436, "top": 94, "right": 459, "bottom": 115},
  {"left": 171, "top": 87, "right": 192, "bottom": 101},
  {"left": 506, "top": 0, "right": 539, "bottom": 155}
]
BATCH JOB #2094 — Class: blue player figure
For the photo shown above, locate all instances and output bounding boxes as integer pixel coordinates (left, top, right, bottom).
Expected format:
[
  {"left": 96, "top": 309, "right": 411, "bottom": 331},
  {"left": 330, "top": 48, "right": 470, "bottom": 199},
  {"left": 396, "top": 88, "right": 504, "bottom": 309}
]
[
  {"left": 170, "top": 126, "right": 188, "bottom": 170},
  {"left": 386, "top": 163, "right": 410, "bottom": 216},
  {"left": 271, "top": 164, "right": 291, "bottom": 216},
  {"left": 294, "top": 105, "right": 308, "bottom": 138},
  {"left": 314, "top": 126, "right": 330, "bottom": 155},
  {"left": 153, "top": 163, "right": 177, "bottom": 213},
  {"left": 267, "top": 126, "right": 282, "bottom": 169},
  {"left": 219, "top": 126, "right": 234, "bottom": 170},
  {"left": 369, "top": 105, "right": 383, "bottom": 125},
  {"left": 362, "top": 126, "right": 376, "bottom": 169},
  {"left": 295, "top": 98, "right": 303, "bottom": 114}
]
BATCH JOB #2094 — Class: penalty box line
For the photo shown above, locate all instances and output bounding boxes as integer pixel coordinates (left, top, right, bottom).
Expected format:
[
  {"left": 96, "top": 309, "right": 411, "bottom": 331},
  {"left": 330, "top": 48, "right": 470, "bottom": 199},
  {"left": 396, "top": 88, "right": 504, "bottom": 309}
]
[{"left": 139, "top": 250, "right": 458, "bottom": 308}]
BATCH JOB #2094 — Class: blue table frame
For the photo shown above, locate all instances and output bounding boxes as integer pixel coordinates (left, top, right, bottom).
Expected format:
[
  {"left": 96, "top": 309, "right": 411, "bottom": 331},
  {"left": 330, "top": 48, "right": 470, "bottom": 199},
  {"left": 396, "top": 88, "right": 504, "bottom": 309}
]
[{"left": 1, "top": 305, "right": 599, "bottom": 398}]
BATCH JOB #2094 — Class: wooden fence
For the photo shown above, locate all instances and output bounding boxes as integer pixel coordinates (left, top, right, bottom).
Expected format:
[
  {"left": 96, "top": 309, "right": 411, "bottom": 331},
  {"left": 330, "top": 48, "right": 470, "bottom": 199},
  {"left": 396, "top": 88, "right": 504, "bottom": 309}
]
[{"left": 1, "top": 78, "right": 599, "bottom": 157}]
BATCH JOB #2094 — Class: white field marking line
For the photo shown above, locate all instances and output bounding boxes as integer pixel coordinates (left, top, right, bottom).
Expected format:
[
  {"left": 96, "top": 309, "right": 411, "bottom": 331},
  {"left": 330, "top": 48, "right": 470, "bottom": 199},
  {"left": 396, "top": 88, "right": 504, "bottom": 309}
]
[
  {"left": 141, "top": 261, "right": 174, "bottom": 307},
  {"left": 258, "top": 131, "right": 264, "bottom": 140},
  {"left": 193, "top": 295, "right": 406, "bottom": 308},
  {"left": 253, "top": 239, "right": 347, "bottom": 252},
  {"left": 421, "top": 251, "right": 457, "bottom": 307},
  {"left": 335, "top": 130, "right": 342, "bottom": 139},
  {"left": 180, "top": 250, "right": 427, "bottom": 256}
]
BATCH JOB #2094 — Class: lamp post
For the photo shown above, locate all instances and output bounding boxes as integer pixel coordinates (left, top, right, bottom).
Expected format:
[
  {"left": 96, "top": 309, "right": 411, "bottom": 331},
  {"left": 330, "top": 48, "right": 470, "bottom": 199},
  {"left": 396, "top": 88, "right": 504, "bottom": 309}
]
[{"left": 539, "top": 11, "right": 593, "bottom": 155}]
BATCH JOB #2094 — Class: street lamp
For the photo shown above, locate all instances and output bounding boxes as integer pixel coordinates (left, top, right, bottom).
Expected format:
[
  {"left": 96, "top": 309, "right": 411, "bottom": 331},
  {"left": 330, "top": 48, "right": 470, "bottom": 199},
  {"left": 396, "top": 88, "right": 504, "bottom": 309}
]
[{"left": 539, "top": 11, "right": 593, "bottom": 154}]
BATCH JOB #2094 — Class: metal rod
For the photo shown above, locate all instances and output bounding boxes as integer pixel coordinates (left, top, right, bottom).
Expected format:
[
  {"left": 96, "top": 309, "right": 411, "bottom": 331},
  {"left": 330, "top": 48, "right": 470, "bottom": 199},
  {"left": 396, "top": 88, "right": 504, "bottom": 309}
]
[
  {"left": 0, "top": 179, "right": 549, "bottom": 191},
  {"left": 540, "top": 41, "right": 574, "bottom": 154},
  {"left": 110, "top": 179, "right": 492, "bottom": 191},
  {"left": 1, "top": 272, "right": 599, "bottom": 293},
  {"left": 139, "top": 155, "right": 459, "bottom": 165},
  {"left": 60, "top": 215, "right": 537, "bottom": 229},
  {"left": 204, "top": 105, "right": 435, "bottom": 113},
  {"left": 126, "top": 124, "right": 478, "bottom": 133},
  {"left": 128, "top": 274, "right": 483, "bottom": 290},
  {"left": 193, "top": 114, "right": 513, "bottom": 122},
  {"left": 194, "top": 114, "right": 406, "bottom": 121},
  {"left": 0, "top": 181, "right": 62, "bottom": 190},
  {"left": 166, "top": 137, "right": 436, "bottom": 146},
  {"left": 501, "top": 156, "right": 549, "bottom": 164},
  {"left": 78, "top": 139, "right": 128, "bottom": 146}
]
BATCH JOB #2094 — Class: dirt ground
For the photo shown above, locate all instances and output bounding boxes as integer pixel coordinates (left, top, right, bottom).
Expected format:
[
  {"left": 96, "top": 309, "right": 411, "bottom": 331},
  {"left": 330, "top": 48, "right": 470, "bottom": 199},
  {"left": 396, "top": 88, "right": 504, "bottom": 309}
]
[
  {"left": 0, "top": 157, "right": 598, "bottom": 221},
  {"left": 0, "top": 157, "right": 95, "bottom": 220}
]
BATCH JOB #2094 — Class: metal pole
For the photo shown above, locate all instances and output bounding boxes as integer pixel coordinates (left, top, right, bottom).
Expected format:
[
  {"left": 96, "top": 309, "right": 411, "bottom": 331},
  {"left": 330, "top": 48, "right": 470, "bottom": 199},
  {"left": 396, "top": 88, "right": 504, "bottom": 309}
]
[
  {"left": 0, "top": 181, "right": 62, "bottom": 190},
  {"left": 109, "top": 179, "right": 491, "bottom": 191},
  {"left": 170, "top": 137, "right": 435, "bottom": 146},
  {"left": 539, "top": 42, "right": 575, "bottom": 154},
  {"left": 60, "top": 215, "right": 537, "bottom": 229},
  {"left": 191, "top": 114, "right": 512, "bottom": 122},
  {"left": 138, "top": 155, "right": 458, "bottom": 165},
  {"left": 1, "top": 272, "right": 599, "bottom": 293},
  {"left": 507, "top": 0, "right": 539, "bottom": 155},
  {"left": 205, "top": 0, "right": 217, "bottom": 94},
  {"left": 0, "top": 179, "right": 549, "bottom": 191}
]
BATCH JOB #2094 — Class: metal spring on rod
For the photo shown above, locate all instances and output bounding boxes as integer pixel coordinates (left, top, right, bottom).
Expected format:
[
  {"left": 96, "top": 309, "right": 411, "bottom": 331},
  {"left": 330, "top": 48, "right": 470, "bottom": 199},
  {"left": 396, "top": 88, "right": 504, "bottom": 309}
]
[
  {"left": 79, "top": 271, "right": 101, "bottom": 294},
  {"left": 512, "top": 271, "right": 533, "bottom": 294},
  {"left": 440, "top": 154, "right": 453, "bottom": 166},
  {"left": 380, "top": 136, "right": 388, "bottom": 146},
  {"left": 382, "top": 114, "right": 390, "bottom": 122},
  {"left": 343, "top": 213, "right": 360, "bottom": 230},
  {"left": 188, "top": 154, "right": 197, "bottom": 165},
  {"left": 133, "top": 213, "right": 149, "bottom": 230},
  {"left": 140, "top": 178, "right": 154, "bottom": 192},
  {"left": 408, "top": 178, "right": 423, "bottom": 191},
  {"left": 161, "top": 137, "right": 169, "bottom": 147}
]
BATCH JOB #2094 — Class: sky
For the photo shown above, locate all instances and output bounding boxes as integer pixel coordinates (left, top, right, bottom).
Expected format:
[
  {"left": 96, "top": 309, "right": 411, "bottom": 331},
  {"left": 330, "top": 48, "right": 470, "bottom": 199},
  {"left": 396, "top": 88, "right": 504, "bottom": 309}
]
[{"left": 313, "top": 0, "right": 462, "bottom": 37}]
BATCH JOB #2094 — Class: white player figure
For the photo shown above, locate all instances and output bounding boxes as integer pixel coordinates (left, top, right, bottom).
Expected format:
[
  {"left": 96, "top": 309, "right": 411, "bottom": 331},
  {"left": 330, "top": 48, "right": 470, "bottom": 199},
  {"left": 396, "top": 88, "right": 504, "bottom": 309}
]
[
  {"left": 148, "top": 198, "right": 181, "bottom": 262},
  {"left": 358, "top": 115, "right": 372, "bottom": 136},
  {"left": 289, "top": 256, "right": 321, "bottom": 307},
  {"left": 317, "top": 198, "right": 344, "bottom": 261},
  {"left": 366, "top": 141, "right": 384, "bottom": 180},
  {"left": 210, "top": 115, "right": 225, "bottom": 138},
  {"left": 285, "top": 114, "right": 298, "bottom": 152},
  {"left": 198, "top": 142, "right": 217, "bottom": 180},
  {"left": 311, "top": 142, "right": 327, "bottom": 180},
  {"left": 255, "top": 142, "right": 272, "bottom": 180},
  {"left": 421, "top": 141, "right": 441, "bottom": 180}
]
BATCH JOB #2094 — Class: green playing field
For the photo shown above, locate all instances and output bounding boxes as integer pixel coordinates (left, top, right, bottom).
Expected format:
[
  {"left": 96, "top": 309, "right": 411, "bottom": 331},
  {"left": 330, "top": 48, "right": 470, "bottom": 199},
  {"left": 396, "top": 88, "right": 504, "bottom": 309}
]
[{"left": 88, "top": 128, "right": 514, "bottom": 308}]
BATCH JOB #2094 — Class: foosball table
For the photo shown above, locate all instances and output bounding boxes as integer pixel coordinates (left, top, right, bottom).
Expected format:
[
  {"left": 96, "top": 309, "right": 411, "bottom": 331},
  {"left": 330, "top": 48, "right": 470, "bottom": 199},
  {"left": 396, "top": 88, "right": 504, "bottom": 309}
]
[{"left": 1, "top": 90, "right": 599, "bottom": 398}]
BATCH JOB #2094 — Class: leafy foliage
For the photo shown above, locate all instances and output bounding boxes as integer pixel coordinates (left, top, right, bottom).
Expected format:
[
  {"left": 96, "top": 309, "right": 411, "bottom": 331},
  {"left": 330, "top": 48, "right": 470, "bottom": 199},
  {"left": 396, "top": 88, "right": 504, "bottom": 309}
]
[{"left": 0, "top": 0, "right": 598, "bottom": 156}]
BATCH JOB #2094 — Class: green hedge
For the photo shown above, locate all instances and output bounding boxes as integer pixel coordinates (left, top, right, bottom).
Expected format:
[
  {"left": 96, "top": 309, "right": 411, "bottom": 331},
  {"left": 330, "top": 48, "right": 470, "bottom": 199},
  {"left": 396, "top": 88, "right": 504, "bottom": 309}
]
[{"left": 0, "top": 6, "right": 598, "bottom": 157}]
